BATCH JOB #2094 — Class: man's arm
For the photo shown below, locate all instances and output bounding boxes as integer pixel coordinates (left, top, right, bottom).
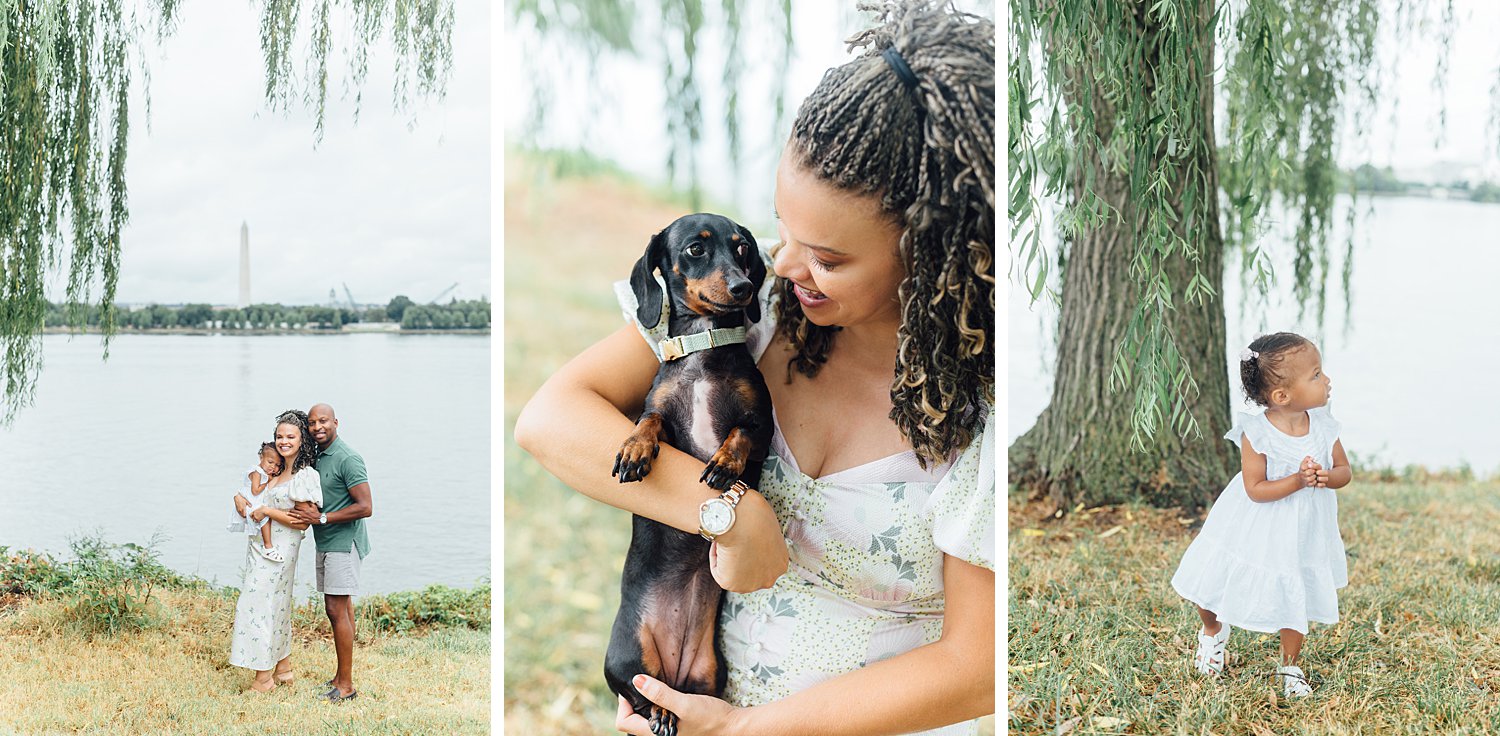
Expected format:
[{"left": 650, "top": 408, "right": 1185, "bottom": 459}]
[{"left": 289, "top": 482, "right": 372, "bottom": 524}]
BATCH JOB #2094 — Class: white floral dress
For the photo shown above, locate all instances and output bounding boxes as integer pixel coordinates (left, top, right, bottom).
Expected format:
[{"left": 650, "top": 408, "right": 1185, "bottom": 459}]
[
  {"left": 617, "top": 272, "right": 996, "bottom": 735},
  {"left": 228, "top": 467, "right": 320, "bottom": 671},
  {"left": 1170, "top": 406, "right": 1347, "bottom": 634}
]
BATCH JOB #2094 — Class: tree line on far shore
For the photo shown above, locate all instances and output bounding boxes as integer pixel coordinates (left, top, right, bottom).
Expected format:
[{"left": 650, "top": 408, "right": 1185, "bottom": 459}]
[{"left": 43, "top": 296, "right": 491, "bottom": 332}]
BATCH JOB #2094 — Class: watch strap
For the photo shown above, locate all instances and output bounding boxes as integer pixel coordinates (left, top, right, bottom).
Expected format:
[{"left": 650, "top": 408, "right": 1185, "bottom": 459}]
[{"left": 698, "top": 480, "right": 751, "bottom": 541}]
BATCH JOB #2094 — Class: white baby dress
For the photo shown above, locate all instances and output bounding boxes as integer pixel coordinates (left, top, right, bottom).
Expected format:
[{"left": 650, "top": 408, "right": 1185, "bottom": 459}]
[
  {"left": 227, "top": 464, "right": 272, "bottom": 534},
  {"left": 1170, "top": 406, "right": 1348, "bottom": 634}
]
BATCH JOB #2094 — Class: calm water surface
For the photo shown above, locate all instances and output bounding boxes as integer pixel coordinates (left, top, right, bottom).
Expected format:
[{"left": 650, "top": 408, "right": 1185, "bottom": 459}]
[
  {"left": 0, "top": 333, "right": 489, "bottom": 596},
  {"left": 1011, "top": 196, "right": 1500, "bottom": 472}
]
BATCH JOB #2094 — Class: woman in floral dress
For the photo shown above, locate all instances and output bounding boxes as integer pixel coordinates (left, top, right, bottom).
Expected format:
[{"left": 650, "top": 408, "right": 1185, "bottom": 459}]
[
  {"left": 229, "top": 410, "right": 320, "bottom": 692},
  {"left": 515, "top": 2, "right": 995, "bottom": 733}
]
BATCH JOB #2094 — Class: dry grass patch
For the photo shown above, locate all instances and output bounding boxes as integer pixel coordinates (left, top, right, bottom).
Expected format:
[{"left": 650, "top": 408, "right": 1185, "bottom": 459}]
[
  {"left": 1009, "top": 480, "right": 1500, "bottom": 734},
  {"left": 0, "top": 588, "right": 489, "bottom": 734}
]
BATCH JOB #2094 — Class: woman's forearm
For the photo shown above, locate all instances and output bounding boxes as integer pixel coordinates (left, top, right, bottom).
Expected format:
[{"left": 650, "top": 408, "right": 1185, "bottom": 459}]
[
  {"left": 731, "top": 637, "right": 992, "bottom": 736},
  {"left": 730, "top": 557, "right": 994, "bottom": 735},
  {"left": 260, "top": 507, "right": 309, "bottom": 531},
  {"left": 518, "top": 382, "right": 787, "bottom": 589}
]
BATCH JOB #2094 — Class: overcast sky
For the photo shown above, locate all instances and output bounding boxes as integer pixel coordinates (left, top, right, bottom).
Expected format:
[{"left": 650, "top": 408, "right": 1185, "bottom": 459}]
[{"left": 103, "top": 0, "right": 488, "bottom": 307}]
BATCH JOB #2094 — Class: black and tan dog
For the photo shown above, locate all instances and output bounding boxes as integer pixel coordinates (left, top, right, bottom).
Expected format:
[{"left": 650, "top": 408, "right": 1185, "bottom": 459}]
[{"left": 606, "top": 213, "right": 773, "bottom": 736}]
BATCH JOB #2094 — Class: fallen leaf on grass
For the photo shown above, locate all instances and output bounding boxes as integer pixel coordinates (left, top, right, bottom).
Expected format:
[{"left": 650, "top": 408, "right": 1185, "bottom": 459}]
[
  {"left": 1088, "top": 662, "right": 1109, "bottom": 677},
  {"left": 1056, "top": 716, "right": 1082, "bottom": 735},
  {"left": 1022, "top": 528, "right": 1046, "bottom": 537},
  {"left": 1013, "top": 660, "right": 1050, "bottom": 673},
  {"left": 1098, "top": 525, "right": 1123, "bottom": 539},
  {"left": 1091, "top": 716, "right": 1129, "bottom": 730}
]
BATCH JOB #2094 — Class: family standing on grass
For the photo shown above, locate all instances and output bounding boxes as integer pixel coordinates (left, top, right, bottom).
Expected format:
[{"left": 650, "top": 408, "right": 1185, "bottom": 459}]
[{"left": 226, "top": 404, "right": 373, "bottom": 702}]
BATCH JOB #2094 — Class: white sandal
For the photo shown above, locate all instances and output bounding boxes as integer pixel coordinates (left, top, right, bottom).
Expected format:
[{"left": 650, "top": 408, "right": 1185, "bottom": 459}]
[
  {"left": 256, "top": 545, "right": 286, "bottom": 564},
  {"left": 1193, "top": 624, "right": 1230, "bottom": 676},
  {"left": 1277, "top": 664, "right": 1312, "bottom": 697}
]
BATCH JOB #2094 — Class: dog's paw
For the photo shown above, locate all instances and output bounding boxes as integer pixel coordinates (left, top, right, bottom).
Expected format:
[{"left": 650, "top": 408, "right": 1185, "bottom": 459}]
[
  {"left": 613, "top": 436, "right": 661, "bottom": 483},
  {"left": 648, "top": 705, "right": 678, "bottom": 736},
  {"left": 700, "top": 449, "right": 745, "bottom": 491}
]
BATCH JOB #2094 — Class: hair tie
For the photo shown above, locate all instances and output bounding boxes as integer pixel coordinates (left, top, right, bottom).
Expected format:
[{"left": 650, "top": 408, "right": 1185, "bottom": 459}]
[
  {"left": 881, "top": 46, "right": 919, "bottom": 89},
  {"left": 1239, "top": 348, "right": 1259, "bottom": 362}
]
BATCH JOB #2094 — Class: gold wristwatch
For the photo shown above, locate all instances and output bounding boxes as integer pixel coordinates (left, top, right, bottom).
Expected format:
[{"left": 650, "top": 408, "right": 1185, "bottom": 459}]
[{"left": 698, "top": 481, "right": 751, "bottom": 541}]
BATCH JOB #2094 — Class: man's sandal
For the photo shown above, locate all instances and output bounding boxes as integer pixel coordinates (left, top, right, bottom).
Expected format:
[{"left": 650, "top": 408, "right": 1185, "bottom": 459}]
[
  {"left": 1193, "top": 624, "right": 1231, "bottom": 676},
  {"left": 1277, "top": 665, "right": 1313, "bottom": 697},
  {"left": 321, "top": 687, "right": 358, "bottom": 703},
  {"left": 256, "top": 545, "right": 286, "bottom": 564}
]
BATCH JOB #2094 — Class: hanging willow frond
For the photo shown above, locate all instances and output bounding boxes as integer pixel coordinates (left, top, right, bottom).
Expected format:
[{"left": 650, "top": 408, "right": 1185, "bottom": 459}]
[
  {"left": 510, "top": 0, "right": 795, "bottom": 209},
  {"left": 0, "top": 0, "right": 455, "bottom": 424},
  {"left": 1010, "top": 0, "right": 1474, "bottom": 448}
]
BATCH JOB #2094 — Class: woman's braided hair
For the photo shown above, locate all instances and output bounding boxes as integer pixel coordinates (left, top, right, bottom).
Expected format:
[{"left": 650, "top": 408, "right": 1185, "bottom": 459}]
[
  {"left": 1239, "top": 332, "right": 1313, "bottom": 407},
  {"left": 775, "top": 0, "right": 995, "bottom": 467},
  {"left": 273, "top": 409, "right": 319, "bottom": 475}
]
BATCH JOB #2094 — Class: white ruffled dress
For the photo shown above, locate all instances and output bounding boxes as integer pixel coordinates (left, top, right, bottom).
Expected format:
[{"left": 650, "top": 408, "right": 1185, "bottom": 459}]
[{"left": 1170, "top": 406, "right": 1348, "bottom": 635}]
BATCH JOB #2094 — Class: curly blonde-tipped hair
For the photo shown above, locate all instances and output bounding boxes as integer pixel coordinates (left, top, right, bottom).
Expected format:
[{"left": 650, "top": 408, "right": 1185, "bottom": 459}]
[{"left": 775, "top": 0, "right": 994, "bottom": 467}]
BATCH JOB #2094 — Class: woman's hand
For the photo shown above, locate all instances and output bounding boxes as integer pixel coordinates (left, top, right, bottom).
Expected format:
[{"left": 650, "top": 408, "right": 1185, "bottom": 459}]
[
  {"left": 251, "top": 507, "right": 267, "bottom": 521},
  {"left": 234, "top": 495, "right": 250, "bottom": 516},
  {"left": 615, "top": 676, "right": 742, "bottom": 736}
]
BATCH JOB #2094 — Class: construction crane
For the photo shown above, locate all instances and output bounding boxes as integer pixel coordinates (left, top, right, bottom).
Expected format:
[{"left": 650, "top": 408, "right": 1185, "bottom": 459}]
[
  {"left": 342, "top": 283, "right": 358, "bottom": 311},
  {"left": 429, "top": 282, "right": 459, "bottom": 304}
]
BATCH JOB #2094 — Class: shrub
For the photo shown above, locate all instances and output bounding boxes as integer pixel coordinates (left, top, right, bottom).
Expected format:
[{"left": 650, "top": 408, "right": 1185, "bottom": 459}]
[
  {"left": 57, "top": 532, "right": 184, "bottom": 637},
  {"left": 0, "top": 547, "right": 71, "bottom": 598},
  {"left": 360, "top": 582, "right": 491, "bottom": 633}
]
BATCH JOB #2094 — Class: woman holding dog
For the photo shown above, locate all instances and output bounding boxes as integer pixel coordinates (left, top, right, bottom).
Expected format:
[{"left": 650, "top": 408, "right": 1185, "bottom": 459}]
[{"left": 515, "top": 1, "right": 994, "bottom": 733}]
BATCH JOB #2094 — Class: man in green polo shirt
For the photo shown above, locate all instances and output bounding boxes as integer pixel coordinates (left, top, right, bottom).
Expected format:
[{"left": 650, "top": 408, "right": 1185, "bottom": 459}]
[{"left": 291, "top": 403, "right": 372, "bottom": 703}]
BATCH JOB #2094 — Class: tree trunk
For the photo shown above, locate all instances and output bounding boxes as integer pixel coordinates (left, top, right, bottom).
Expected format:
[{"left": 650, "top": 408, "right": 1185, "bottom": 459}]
[{"left": 1010, "top": 0, "right": 1237, "bottom": 511}]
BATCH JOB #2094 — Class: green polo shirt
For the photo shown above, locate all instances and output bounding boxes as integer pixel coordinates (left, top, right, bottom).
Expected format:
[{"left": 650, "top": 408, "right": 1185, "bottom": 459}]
[{"left": 312, "top": 436, "right": 371, "bottom": 558}]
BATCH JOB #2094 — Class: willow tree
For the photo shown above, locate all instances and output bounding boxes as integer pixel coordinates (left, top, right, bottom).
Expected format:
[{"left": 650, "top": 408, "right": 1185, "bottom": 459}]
[
  {"left": 1009, "top": 0, "right": 1476, "bottom": 509},
  {"left": 0, "top": 0, "right": 454, "bottom": 422},
  {"left": 510, "top": 0, "right": 794, "bottom": 209}
]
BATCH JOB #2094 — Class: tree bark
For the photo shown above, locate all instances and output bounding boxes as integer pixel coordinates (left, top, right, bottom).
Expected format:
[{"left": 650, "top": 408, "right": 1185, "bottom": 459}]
[{"left": 1010, "top": 0, "right": 1237, "bottom": 511}]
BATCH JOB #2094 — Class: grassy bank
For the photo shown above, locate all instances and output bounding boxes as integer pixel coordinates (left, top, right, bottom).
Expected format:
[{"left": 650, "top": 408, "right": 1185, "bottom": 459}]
[
  {"left": 1008, "top": 479, "right": 1500, "bottom": 734},
  {"left": 504, "top": 149, "right": 698, "bottom": 734},
  {"left": 0, "top": 539, "right": 490, "bottom": 734},
  {"left": 503, "top": 149, "right": 996, "bottom": 734}
]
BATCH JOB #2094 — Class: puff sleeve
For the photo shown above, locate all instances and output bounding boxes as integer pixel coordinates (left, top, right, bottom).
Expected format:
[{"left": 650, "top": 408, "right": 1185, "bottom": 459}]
[
  {"left": 922, "top": 410, "right": 996, "bottom": 571},
  {"left": 1224, "top": 411, "right": 1275, "bottom": 456}
]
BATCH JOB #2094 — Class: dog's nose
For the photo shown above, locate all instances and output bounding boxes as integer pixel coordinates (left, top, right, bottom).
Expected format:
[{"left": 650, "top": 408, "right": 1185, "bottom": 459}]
[{"left": 728, "top": 279, "right": 753, "bottom": 301}]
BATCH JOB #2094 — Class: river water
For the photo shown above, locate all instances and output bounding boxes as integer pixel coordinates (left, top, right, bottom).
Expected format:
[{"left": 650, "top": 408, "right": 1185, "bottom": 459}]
[
  {"left": 1010, "top": 195, "right": 1500, "bottom": 473},
  {"left": 0, "top": 333, "right": 490, "bottom": 597}
]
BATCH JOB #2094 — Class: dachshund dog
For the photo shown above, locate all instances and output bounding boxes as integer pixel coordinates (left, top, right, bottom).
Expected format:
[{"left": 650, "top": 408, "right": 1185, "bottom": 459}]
[{"left": 606, "top": 213, "right": 773, "bottom": 736}]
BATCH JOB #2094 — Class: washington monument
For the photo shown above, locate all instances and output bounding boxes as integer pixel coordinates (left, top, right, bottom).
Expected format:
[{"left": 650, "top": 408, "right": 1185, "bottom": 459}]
[{"left": 239, "top": 221, "right": 250, "bottom": 308}]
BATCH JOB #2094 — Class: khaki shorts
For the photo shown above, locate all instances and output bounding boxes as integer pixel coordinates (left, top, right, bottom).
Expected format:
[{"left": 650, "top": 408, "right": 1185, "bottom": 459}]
[{"left": 315, "top": 551, "right": 362, "bottom": 596}]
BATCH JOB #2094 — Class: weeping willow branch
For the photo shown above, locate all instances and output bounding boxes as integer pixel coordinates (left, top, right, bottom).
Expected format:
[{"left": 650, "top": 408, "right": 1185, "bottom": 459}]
[
  {"left": 0, "top": 0, "right": 455, "bottom": 423},
  {"left": 1010, "top": 0, "right": 1479, "bottom": 450}
]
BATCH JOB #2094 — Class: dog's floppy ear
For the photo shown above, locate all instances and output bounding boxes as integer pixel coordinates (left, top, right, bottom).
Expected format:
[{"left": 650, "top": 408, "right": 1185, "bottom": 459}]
[
  {"left": 631, "top": 229, "right": 668, "bottom": 328},
  {"left": 738, "top": 225, "right": 765, "bottom": 324}
]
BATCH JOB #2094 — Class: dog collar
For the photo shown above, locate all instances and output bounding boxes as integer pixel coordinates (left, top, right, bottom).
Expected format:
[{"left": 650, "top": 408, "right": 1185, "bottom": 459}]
[{"left": 659, "top": 326, "right": 748, "bottom": 361}]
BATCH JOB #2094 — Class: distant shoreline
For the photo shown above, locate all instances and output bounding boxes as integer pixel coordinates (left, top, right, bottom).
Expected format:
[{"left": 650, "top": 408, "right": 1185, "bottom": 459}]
[{"left": 41, "top": 327, "right": 490, "bottom": 337}]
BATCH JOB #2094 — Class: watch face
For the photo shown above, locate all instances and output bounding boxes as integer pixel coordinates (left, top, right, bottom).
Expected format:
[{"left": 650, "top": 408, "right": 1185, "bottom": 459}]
[{"left": 700, "top": 499, "right": 734, "bottom": 535}]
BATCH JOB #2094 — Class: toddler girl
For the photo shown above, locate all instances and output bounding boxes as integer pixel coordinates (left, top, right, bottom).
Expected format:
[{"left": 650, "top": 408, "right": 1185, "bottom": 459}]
[
  {"left": 1171, "top": 332, "right": 1351, "bottom": 698},
  {"left": 228, "top": 442, "right": 286, "bottom": 563}
]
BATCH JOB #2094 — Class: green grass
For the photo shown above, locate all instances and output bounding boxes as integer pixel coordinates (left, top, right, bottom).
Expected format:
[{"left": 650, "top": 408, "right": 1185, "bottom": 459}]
[{"left": 1008, "top": 479, "right": 1500, "bottom": 734}]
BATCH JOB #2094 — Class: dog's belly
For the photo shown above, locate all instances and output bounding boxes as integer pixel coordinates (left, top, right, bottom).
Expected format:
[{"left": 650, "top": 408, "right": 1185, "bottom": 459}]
[
  {"left": 635, "top": 569, "right": 722, "bottom": 691},
  {"left": 685, "top": 381, "right": 719, "bottom": 461}
]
